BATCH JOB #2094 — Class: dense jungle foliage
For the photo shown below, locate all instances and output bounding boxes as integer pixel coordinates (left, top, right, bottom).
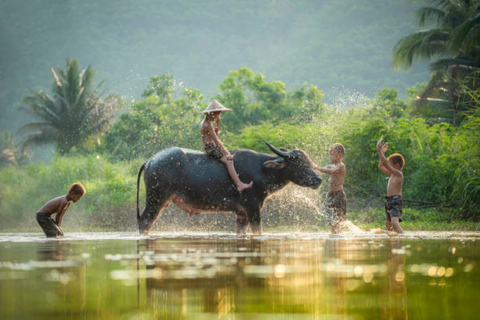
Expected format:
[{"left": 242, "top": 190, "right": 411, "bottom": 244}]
[{"left": 1, "top": 67, "right": 479, "bottom": 232}]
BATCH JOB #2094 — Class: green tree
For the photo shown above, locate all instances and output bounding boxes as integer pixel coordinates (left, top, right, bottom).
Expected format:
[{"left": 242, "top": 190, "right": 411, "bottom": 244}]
[
  {"left": 452, "top": 85, "right": 480, "bottom": 216},
  {"left": 142, "top": 73, "right": 176, "bottom": 103},
  {"left": 392, "top": 0, "right": 480, "bottom": 124},
  {"left": 216, "top": 68, "right": 324, "bottom": 133},
  {"left": 102, "top": 74, "right": 204, "bottom": 161},
  {"left": 18, "top": 59, "right": 118, "bottom": 154}
]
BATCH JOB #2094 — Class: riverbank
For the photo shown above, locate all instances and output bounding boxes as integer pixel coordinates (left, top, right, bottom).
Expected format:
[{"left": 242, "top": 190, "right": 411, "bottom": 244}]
[{"left": 4, "top": 210, "right": 479, "bottom": 234}]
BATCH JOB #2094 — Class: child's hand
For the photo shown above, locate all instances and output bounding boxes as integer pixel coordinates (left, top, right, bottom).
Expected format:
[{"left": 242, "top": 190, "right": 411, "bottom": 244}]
[
  {"left": 377, "top": 139, "right": 388, "bottom": 154},
  {"left": 381, "top": 142, "right": 388, "bottom": 154},
  {"left": 226, "top": 154, "right": 234, "bottom": 160}
]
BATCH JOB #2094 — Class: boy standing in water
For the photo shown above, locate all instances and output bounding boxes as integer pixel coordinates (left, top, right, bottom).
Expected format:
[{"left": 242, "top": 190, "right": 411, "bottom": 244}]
[
  {"left": 36, "top": 183, "right": 86, "bottom": 238},
  {"left": 313, "top": 143, "right": 346, "bottom": 234},
  {"left": 377, "top": 139, "right": 404, "bottom": 234},
  {"left": 201, "top": 99, "right": 253, "bottom": 192}
]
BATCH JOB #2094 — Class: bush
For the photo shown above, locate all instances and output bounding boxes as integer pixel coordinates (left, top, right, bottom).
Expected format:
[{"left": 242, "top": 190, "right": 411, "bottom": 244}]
[{"left": 0, "top": 154, "right": 142, "bottom": 231}]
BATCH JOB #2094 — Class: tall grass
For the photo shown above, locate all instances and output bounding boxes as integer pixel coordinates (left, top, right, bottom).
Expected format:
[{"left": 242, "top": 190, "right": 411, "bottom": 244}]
[{"left": 0, "top": 154, "right": 143, "bottom": 231}]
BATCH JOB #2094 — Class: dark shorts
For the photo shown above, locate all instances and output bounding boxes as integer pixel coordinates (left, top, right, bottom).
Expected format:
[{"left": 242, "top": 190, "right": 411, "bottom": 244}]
[
  {"left": 204, "top": 143, "right": 224, "bottom": 160},
  {"left": 36, "top": 212, "right": 64, "bottom": 238},
  {"left": 325, "top": 190, "right": 347, "bottom": 225},
  {"left": 385, "top": 196, "right": 403, "bottom": 222}
]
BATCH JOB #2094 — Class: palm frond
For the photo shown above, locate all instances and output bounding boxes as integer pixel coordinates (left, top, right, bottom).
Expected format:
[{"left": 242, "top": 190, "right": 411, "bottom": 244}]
[
  {"left": 449, "top": 13, "right": 480, "bottom": 53},
  {"left": 417, "top": 6, "right": 446, "bottom": 27},
  {"left": 393, "top": 29, "right": 448, "bottom": 69},
  {"left": 17, "top": 122, "right": 55, "bottom": 134},
  {"left": 430, "top": 56, "right": 477, "bottom": 73}
]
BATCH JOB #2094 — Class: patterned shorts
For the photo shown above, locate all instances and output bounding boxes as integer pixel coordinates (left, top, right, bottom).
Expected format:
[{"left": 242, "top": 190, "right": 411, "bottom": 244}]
[
  {"left": 204, "top": 143, "right": 224, "bottom": 160},
  {"left": 385, "top": 195, "right": 403, "bottom": 222},
  {"left": 36, "top": 212, "right": 64, "bottom": 238},
  {"left": 325, "top": 190, "right": 347, "bottom": 226}
]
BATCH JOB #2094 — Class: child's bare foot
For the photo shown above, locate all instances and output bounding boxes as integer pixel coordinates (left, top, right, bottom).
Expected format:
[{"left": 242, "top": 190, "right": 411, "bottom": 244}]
[{"left": 237, "top": 181, "right": 253, "bottom": 192}]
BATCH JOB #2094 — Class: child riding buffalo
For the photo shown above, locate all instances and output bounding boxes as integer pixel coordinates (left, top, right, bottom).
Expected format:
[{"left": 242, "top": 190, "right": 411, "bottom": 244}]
[{"left": 200, "top": 99, "right": 253, "bottom": 192}]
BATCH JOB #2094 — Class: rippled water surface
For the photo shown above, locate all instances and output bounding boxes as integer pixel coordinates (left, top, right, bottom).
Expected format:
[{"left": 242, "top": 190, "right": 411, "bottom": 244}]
[{"left": 1, "top": 231, "right": 479, "bottom": 319}]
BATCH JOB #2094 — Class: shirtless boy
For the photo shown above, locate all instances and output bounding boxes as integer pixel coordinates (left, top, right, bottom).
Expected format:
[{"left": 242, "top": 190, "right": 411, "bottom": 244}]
[
  {"left": 201, "top": 99, "right": 253, "bottom": 192},
  {"left": 313, "top": 143, "right": 346, "bottom": 234},
  {"left": 36, "top": 183, "right": 86, "bottom": 238},
  {"left": 377, "top": 139, "right": 404, "bottom": 234}
]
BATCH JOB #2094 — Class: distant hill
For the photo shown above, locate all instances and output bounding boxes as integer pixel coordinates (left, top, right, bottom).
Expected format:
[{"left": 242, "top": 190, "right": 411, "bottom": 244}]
[{"left": 0, "top": 0, "right": 429, "bottom": 130}]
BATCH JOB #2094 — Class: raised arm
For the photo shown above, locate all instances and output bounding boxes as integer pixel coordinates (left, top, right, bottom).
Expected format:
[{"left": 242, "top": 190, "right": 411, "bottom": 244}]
[{"left": 377, "top": 140, "right": 402, "bottom": 177}]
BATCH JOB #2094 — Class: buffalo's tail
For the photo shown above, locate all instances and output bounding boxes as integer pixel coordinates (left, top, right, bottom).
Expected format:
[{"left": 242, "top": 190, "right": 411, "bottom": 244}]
[{"left": 137, "top": 162, "right": 147, "bottom": 220}]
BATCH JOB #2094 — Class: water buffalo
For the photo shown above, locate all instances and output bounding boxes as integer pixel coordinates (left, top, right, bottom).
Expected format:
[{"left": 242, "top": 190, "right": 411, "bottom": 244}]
[{"left": 137, "top": 142, "right": 322, "bottom": 235}]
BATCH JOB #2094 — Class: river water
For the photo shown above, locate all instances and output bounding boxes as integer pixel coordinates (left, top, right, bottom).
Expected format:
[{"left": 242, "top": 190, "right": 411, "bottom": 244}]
[{"left": 1, "top": 231, "right": 479, "bottom": 319}]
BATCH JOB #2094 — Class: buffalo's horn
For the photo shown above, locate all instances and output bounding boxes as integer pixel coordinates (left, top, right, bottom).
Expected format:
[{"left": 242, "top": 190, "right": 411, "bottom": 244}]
[{"left": 265, "top": 141, "right": 292, "bottom": 158}]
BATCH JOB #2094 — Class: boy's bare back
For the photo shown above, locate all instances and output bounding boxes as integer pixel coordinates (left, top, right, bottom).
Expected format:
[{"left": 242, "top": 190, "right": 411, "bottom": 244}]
[{"left": 38, "top": 196, "right": 70, "bottom": 216}]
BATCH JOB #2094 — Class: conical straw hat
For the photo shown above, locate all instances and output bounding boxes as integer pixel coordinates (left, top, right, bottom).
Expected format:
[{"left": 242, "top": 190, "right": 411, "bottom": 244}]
[{"left": 201, "top": 99, "right": 232, "bottom": 114}]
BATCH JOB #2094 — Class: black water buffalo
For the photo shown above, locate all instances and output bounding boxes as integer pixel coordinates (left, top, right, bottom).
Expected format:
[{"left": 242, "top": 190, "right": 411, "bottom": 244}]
[{"left": 137, "top": 142, "right": 322, "bottom": 235}]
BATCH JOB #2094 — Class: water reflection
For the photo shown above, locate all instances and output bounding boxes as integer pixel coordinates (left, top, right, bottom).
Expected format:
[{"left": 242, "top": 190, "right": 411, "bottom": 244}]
[
  {"left": 36, "top": 241, "right": 87, "bottom": 313},
  {"left": 1, "top": 232, "right": 480, "bottom": 319},
  {"left": 325, "top": 240, "right": 347, "bottom": 316},
  {"left": 141, "top": 238, "right": 266, "bottom": 316},
  {"left": 383, "top": 238, "right": 407, "bottom": 320},
  {"left": 128, "top": 237, "right": 415, "bottom": 318}
]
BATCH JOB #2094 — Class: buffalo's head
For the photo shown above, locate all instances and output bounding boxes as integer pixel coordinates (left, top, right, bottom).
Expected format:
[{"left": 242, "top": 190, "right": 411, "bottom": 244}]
[{"left": 264, "top": 142, "right": 322, "bottom": 189}]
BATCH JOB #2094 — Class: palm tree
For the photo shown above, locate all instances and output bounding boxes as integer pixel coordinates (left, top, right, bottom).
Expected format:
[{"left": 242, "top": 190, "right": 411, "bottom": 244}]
[
  {"left": 392, "top": 0, "right": 480, "bottom": 124},
  {"left": 19, "top": 59, "right": 118, "bottom": 154}
]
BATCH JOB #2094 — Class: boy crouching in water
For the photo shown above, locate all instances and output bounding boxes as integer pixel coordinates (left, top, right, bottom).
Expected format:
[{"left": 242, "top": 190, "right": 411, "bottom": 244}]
[
  {"left": 201, "top": 99, "right": 253, "bottom": 192},
  {"left": 36, "top": 183, "right": 86, "bottom": 238},
  {"left": 313, "top": 143, "right": 346, "bottom": 234},
  {"left": 377, "top": 139, "right": 404, "bottom": 234}
]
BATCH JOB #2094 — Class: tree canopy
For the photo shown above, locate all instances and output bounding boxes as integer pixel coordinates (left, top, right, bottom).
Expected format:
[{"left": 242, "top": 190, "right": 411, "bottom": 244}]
[{"left": 18, "top": 59, "right": 118, "bottom": 154}]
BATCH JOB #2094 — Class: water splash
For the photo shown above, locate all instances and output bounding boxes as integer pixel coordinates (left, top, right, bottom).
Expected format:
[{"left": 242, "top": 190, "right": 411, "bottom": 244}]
[{"left": 324, "top": 86, "right": 371, "bottom": 111}]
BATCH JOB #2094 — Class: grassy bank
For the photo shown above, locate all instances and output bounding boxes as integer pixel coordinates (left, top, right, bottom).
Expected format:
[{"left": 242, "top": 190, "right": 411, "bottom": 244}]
[{"left": 349, "top": 208, "right": 480, "bottom": 232}]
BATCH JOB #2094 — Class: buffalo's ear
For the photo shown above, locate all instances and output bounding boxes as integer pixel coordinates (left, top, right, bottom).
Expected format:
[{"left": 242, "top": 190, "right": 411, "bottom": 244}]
[{"left": 263, "top": 158, "right": 286, "bottom": 169}]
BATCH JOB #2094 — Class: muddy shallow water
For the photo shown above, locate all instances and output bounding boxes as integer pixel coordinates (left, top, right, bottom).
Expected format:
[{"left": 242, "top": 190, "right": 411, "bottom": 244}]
[{"left": 1, "top": 231, "right": 479, "bottom": 319}]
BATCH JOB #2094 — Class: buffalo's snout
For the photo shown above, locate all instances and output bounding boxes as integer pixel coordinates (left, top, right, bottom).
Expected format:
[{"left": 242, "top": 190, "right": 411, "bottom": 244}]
[{"left": 310, "top": 175, "right": 322, "bottom": 189}]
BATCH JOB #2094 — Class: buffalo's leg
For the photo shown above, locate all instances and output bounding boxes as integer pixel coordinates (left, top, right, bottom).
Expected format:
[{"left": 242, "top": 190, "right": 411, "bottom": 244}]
[
  {"left": 249, "top": 218, "right": 262, "bottom": 235},
  {"left": 138, "top": 193, "right": 172, "bottom": 235},
  {"left": 236, "top": 214, "right": 248, "bottom": 235},
  {"left": 248, "top": 207, "right": 262, "bottom": 235},
  {"left": 236, "top": 206, "right": 262, "bottom": 235}
]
